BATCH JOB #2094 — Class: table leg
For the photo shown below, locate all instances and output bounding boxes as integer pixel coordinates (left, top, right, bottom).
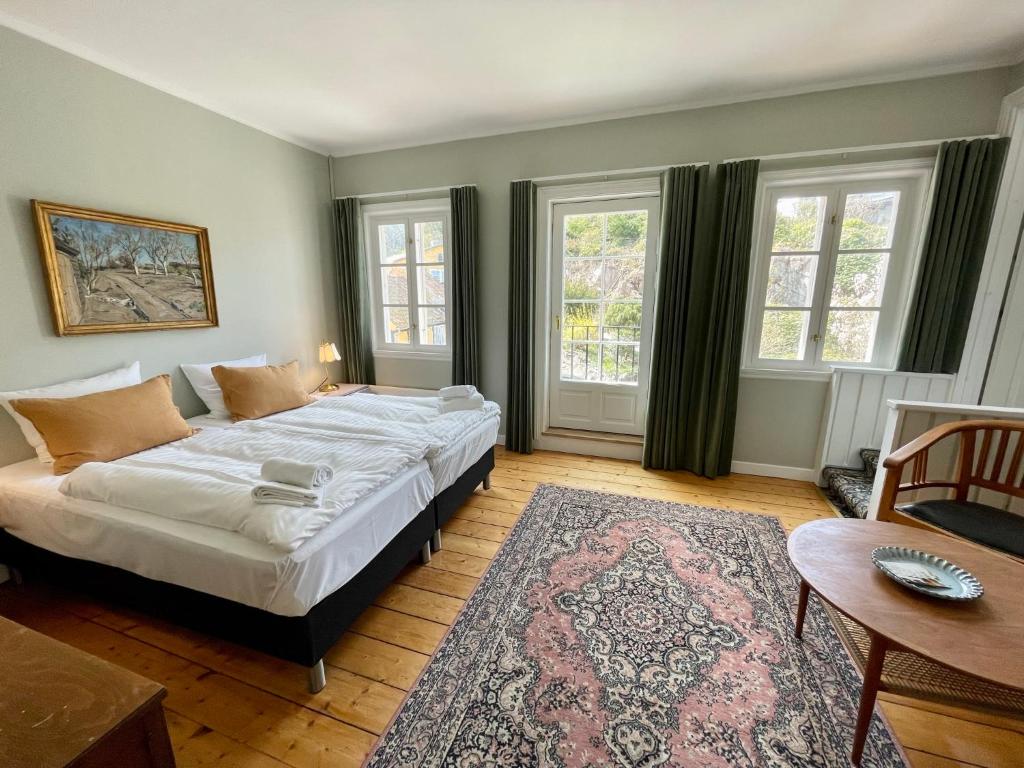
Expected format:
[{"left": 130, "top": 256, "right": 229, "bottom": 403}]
[
  {"left": 794, "top": 579, "right": 810, "bottom": 639},
  {"left": 851, "top": 632, "right": 887, "bottom": 766}
]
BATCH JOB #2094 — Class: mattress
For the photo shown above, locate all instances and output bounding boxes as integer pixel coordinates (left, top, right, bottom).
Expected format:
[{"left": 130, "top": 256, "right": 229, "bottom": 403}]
[
  {"left": 0, "top": 458, "right": 433, "bottom": 617},
  {"left": 190, "top": 400, "right": 499, "bottom": 492},
  {"left": 431, "top": 413, "right": 499, "bottom": 489}
]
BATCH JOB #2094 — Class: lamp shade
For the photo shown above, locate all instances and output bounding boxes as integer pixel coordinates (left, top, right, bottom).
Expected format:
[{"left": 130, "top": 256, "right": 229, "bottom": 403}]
[{"left": 318, "top": 341, "right": 341, "bottom": 364}]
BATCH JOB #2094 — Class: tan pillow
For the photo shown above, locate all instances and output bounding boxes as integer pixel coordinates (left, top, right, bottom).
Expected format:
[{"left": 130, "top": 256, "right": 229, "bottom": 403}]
[
  {"left": 12, "top": 375, "right": 193, "bottom": 475},
  {"left": 211, "top": 360, "right": 312, "bottom": 421}
]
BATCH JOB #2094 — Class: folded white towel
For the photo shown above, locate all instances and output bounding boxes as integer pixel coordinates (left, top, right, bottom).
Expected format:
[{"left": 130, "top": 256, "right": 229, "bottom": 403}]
[
  {"left": 439, "top": 392, "right": 485, "bottom": 413},
  {"left": 439, "top": 385, "right": 477, "bottom": 400},
  {"left": 260, "top": 458, "right": 333, "bottom": 489},
  {"left": 251, "top": 483, "right": 323, "bottom": 508}
]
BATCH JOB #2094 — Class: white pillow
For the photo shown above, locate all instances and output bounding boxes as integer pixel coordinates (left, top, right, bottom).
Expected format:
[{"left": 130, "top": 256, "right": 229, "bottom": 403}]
[
  {"left": 0, "top": 361, "right": 142, "bottom": 463},
  {"left": 180, "top": 353, "right": 267, "bottom": 419}
]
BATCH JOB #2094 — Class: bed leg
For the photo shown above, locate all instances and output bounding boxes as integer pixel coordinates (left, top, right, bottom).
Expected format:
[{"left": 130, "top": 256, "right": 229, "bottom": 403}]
[
  {"left": 419, "top": 541, "right": 432, "bottom": 564},
  {"left": 482, "top": 473, "right": 491, "bottom": 491},
  {"left": 308, "top": 660, "right": 326, "bottom": 694},
  {"left": 431, "top": 529, "right": 442, "bottom": 552}
]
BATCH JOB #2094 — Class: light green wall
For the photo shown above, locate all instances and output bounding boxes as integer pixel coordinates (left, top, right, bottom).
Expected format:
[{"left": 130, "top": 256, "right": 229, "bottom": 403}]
[
  {"left": 1008, "top": 60, "right": 1024, "bottom": 94},
  {"left": 0, "top": 27, "right": 335, "bottom": 466},
  {"left": 333, "top": 68, "right": 1010, "bottom": 469}
]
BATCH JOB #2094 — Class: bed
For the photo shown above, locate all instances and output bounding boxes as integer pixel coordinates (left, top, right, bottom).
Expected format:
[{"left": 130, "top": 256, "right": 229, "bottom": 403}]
[
  {"left": 266, "top": 392, "right": 500, "bottom": 550},
  {"left": 0, "top": 393, "right": 499, "bottom": 692}
]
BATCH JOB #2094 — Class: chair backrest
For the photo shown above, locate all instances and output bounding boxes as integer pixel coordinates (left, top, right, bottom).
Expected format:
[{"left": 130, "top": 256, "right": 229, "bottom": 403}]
[{"left": 955, "top": 421, "right": 1024, "bottom": 501}]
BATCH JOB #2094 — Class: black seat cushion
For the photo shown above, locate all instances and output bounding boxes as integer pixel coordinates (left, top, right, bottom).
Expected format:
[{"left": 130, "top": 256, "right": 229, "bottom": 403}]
[{"left": 898, "top": 499, "right": 1024, "bottom": 558}]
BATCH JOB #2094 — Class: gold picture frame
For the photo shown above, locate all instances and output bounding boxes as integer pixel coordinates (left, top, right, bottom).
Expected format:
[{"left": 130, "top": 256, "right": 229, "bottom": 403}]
[{"left": 31, "top": 200, "right": 219, "bottom": 336}]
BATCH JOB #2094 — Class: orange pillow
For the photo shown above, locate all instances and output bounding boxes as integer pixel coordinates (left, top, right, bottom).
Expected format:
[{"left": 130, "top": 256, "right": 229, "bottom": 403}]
[
  {"left": 211, "top": 360, "right": 312, "bottom": 421},
  {"left": 11, "top": 375, "right": 193, "bottom": 475}
]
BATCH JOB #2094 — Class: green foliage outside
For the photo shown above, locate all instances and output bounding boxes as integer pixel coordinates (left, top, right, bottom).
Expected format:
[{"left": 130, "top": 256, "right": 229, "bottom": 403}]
[
  {"left": 561, "top": 211, "right": 647, "bottom": 381},
  {"left": 761, "top": 193, "right": 894, "bottom": 362}
]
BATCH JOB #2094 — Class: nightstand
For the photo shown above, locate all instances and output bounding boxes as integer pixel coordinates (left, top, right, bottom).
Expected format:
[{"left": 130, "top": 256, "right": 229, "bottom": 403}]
[
  {"left": 318, "top": 383, "right": 369, "bottom": 397},
  {"left": 0, "top": 615, "right": 175, "bottom": 767}
]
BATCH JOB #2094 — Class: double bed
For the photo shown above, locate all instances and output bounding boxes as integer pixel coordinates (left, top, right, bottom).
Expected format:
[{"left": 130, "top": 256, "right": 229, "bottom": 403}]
[{"left": 0, "top": 391, "right": 499, "bottom": 691}]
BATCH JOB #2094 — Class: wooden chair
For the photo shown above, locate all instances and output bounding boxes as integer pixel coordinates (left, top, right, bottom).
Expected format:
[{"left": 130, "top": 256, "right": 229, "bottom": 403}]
[{"left": 877, "top": 419, "right": 1024, "bottom": 561}]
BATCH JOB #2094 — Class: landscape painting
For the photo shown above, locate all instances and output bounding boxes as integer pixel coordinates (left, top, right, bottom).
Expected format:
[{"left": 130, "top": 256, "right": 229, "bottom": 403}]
[{"left": 32, "top": 201, "right": 218, "bottom": 335}]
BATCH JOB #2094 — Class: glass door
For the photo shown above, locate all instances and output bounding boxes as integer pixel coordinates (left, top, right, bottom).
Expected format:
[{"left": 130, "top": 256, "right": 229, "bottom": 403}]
[{"left": 548, "top": 196, "right": 660, "bottom": 434}]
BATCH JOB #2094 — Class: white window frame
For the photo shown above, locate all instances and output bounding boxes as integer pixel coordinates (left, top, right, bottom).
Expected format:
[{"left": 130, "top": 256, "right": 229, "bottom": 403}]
[
  {"left": 362, "top": 199, "right": 452, "bottom": 360},
  {"left": 743, "top": 160, "right": 933, "bottom": 378}
]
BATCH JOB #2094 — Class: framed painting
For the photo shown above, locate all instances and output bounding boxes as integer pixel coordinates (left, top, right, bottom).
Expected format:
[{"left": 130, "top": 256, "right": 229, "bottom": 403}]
[{"left": 31, "top": 200, "right": 218, "bottom": 336}]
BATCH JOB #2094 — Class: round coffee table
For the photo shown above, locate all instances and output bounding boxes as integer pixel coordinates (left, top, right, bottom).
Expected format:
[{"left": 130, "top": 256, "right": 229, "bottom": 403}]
[{"left": 788, "top": 519, "right": 1024, "bottom": 766}]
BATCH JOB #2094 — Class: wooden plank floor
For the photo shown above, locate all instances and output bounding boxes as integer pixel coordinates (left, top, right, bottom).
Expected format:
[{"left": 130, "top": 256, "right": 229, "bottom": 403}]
[{"left": 2, "top": 445, "right": 1022, "bottom": 767}]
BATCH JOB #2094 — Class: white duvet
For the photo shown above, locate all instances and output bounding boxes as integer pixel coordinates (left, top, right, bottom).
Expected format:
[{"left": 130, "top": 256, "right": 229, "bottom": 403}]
[
  {"left": 59, "top": 419, "right": 430, "bottom": 553},
  {"left": 265, "top": 393, "right": 501, "bottom": 459}
]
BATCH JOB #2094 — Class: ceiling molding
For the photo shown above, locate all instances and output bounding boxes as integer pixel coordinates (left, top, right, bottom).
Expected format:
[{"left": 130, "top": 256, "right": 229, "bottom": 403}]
[{"left": 329, "top": 56, "right": 1021, "bottom": 157}]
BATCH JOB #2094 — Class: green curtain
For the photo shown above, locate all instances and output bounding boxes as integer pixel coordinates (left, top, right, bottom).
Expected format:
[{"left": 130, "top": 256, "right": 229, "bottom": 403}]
[
  {"left": 643, "top": 161, "right": 759, "bottom": 477},
  {"left": 694, "top": 160, "right": 761, "bottom": 477},
  {"left": 898, "top": 138, "right": 1010, "bottom": 373},
  {"left": 333, "top": 197, "right": 375, "bottom": 384},
  {"left": 643, "top": 165, "right": 709, "bottom": 470},
  {"left": 450, "top": 186, "right": 480, "bottom": 388},
  {"left": 506, "top": 180, "right": 536, "bottom": 454}
]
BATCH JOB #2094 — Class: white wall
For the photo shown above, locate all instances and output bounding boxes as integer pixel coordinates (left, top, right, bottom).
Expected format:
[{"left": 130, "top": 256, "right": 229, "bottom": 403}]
[
  {"left": 332, "top": 68, "right": 1011, "bottom": 470},
  {"left": 0, "top": 27, "right": 336, "bottom": 466}
]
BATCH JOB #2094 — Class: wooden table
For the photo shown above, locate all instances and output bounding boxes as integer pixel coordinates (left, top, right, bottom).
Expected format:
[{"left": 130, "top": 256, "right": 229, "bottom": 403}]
[
  {"left": 0, "top": 615, "right": 175, "bottom": 767},
  {"left": 788, "top": 519, "right": 1024, "bottom": 766}
]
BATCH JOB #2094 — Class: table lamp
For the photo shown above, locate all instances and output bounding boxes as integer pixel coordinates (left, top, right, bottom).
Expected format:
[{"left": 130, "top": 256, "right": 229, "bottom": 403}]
[{"left": 317, "top": 340, "right": 341, "bottom": 392}]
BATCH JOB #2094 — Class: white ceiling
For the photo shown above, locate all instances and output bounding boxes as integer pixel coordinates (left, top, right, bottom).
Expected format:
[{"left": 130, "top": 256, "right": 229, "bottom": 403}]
[{"left": 2, "top": 1, "right": 1023, "bottom": 156}]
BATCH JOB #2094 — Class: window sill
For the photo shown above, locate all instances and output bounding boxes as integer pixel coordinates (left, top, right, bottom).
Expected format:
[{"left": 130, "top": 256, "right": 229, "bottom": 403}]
[
  {"left": 372, "top": 349, "right": 451, "bottom": 362},
  {"left": 740, "top": 368, "right": 832, "bottom": 382}
]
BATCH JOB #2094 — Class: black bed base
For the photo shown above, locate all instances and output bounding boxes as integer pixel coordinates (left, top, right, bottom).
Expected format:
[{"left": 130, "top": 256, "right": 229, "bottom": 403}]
[
  {"left": 434, "top": 447, "right": 495, "bottom": 533},
  {"left": 0, "top": 503, "right": 434, "bottom": 672},
  {"left": 0, "top": 446, "right": 496, "bottom": 692}
]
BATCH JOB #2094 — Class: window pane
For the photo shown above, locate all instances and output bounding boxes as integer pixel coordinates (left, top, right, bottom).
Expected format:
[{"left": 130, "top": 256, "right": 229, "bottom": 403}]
[
  {"left": 772, "top": 196, "right": 827, "bottom": 252},
  {"left": 602, "top": 256, "right": 644, "bottom": 300},
  {"left": 839, "top": 191, "right": 900, "bottom": 250},
  {"left": 561, "top": 341, "right": 601, "bottom": 381},
  {"left": 602, "top": 302, "right": 642, "bottom": 341},
  {"left": 759, "top": 310, "right": 809, "bottom": 360},
  {"left": 418, "top": 307, "right": 446, "bottom": 346},
  {"left": 823, "top": 310, "right": 878, "bottom": 362},
  {"left": 563, "top": 259, "right": 602, "bottom": 300},
  {"left": 562, "top": 302, "right": 600, "bottom": 341},
  {"left": 383, "top": 307, "right": 411, "bottom": 344},
  {"left": 564, "top": 214, "right": 603, "bottom": 258},
  {"left": 765, "top": 254, "right": 816, "bottom": 307},
  {"left": 414, "top": 220, "right": 445, "bottom": 263},
  {"left": 378, "top": 223, "right": 407, "bottom": 265},
  {"left": 605, "top": 211, "right": 647, "bottom": 257},
  {"left": 417, "top": 265, "right": 445, "bottom": 305},
  {"left": 602, "top": 343, "right": 640, "bottom": 383},
  {"left": 830, "top": 252, "right": 888, "bottom": 308},
  {"left": 380, "top": 266, "right": 408, "bottom": 304}
]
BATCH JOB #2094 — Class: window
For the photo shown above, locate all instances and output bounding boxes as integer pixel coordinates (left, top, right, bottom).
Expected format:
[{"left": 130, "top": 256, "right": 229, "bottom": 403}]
[
  {"left": 363, "top": 201, "right": 451, "bottom": 357},
  {"left": 745, "top": 163, "right": 931, "bottom": 373},
  {"left": 560, "top": 208, "right": 649, "bottom": 384}
]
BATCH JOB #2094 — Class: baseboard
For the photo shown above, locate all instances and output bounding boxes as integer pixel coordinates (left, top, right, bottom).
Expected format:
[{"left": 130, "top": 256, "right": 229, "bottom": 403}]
[
  {"left": 730, "top": 461, "right": 818, "bottom": 483},
  {"left": 534, "top": 433, "right": 643, "bottom": 461}
]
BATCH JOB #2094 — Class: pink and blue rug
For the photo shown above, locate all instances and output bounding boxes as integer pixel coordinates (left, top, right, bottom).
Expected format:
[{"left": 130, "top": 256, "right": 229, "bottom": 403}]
[{"left": 367, "top": 484, "right": 906, "bottom": 767}]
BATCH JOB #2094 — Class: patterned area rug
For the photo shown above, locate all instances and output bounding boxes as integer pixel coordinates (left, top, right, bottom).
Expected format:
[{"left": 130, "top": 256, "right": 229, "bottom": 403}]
[{"left": 368, "top": 485, "right": 907, "bottom": 767}]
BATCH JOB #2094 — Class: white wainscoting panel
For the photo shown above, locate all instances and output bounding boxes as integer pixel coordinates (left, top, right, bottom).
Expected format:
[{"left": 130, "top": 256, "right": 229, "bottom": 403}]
[{"left": 817, "top": 368, "right": 955, "bottom": 476}]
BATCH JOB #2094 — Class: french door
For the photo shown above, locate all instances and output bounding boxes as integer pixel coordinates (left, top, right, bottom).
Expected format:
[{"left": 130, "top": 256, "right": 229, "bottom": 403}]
[{"left": 548, "top": 196, "right": 660, "bottom": 434}]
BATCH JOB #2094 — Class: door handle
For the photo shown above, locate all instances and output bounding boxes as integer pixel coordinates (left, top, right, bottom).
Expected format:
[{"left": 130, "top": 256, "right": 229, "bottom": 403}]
[{"left": 555, "top": 314, "right": 561, "bottom": 331}]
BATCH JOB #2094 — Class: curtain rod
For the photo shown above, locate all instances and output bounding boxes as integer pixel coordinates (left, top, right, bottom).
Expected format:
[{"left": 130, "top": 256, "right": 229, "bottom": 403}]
[
  {"left": 512, "top": 162, "right": 708, "bottom": 185},
  {"left": 336, "top": 183, "right": 476, "bottom": 201},
  {"left": 722, "top": 134, "right": 1000, "bottom": 164}
]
